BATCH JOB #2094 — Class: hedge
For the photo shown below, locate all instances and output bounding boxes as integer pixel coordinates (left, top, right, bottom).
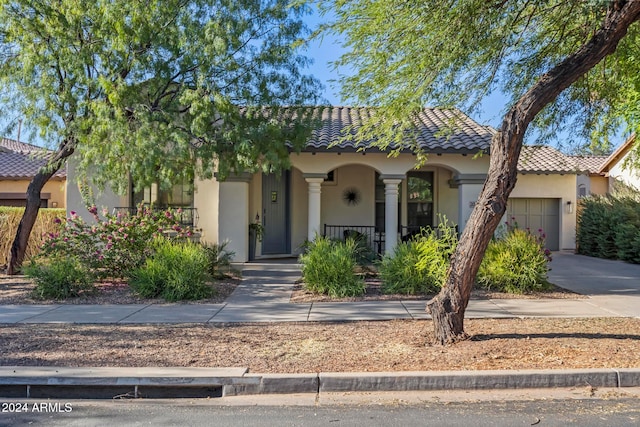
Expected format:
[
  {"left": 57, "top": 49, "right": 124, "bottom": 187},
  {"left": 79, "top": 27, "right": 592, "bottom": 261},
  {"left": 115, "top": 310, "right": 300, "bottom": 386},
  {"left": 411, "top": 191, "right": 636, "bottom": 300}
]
[
  {"left": 0, "top": 207, "right": 66, "bottom": 267},
  {"left": 576, "top": 195, "right": 640, "bottom": 263}
]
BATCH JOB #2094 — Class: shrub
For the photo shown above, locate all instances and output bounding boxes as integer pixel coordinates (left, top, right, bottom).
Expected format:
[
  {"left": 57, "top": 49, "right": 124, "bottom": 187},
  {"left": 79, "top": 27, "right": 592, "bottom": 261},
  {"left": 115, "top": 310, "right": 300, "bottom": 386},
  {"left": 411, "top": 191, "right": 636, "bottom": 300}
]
[
  {"left": 379, "top": 237, "right": 449, "bottom": 295},
  {"left": 202, "top": 241, "right": 235, "bottom": 278},
  {"left": 24, "top": 257, "right": 95, "bottom": 300},
  {"left": 39, "top": 205, "right": 193, "bottom": 279},
  {"left": 379, "top": 217, "right": 457, "bottom": 295},
  {"left": 129, "top": 239, "right": 212, "bottom": 301},
  {"left": 299, "top": 236, "right": 365, "bottom": 297},
  {"left": 0, "top": 207, "right": 66, "bottom": 267},
  {"left": 577, "top": 195, "right": 640, "bottom": 262},
  {"left": 477, "top": 228, "right": 551, "bottom": 293}
]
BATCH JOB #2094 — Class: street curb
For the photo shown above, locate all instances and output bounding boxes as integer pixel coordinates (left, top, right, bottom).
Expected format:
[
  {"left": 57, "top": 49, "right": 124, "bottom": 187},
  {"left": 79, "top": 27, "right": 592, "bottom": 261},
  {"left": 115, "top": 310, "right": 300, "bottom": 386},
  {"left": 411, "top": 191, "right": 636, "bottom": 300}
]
[{"left": 1, "top": 367, "right": 639, "bottom": 399}]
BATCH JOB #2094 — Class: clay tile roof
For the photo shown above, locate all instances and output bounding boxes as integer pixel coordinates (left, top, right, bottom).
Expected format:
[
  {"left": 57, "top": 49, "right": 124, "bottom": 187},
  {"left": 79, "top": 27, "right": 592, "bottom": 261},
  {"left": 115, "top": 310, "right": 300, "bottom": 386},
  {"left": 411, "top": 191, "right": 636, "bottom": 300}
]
[
  {"left": 569, "top": 155, "right": 609, "bottom": 175},
  {"left": 518, "top": 145, "right": 577, "bottom": 174},
  {"left": 0, "top": 138, "right": 66, "bottom": 179},
  {"left": 0, "top": 137, "right": 46, "bottom": 154},
  {"left": 303, "top": 106, "right": 494, "bottom": 153}
]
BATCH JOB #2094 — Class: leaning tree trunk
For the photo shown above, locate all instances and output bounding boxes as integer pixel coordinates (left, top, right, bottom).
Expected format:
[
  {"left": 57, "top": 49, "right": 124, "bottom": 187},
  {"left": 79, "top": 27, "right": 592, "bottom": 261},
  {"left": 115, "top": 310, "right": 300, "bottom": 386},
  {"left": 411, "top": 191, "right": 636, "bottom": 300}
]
[
  {"left": 427, "top": 0, "right": 640, "bottom": 345},
  {"left": 6, "top": 139, "right": 76, "bottom": 275}
]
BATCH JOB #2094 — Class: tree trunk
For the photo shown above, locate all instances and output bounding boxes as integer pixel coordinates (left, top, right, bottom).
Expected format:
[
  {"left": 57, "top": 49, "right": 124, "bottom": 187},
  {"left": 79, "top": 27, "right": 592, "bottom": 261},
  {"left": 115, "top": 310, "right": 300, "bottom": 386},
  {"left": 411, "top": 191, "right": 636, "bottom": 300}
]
[
  {"left": 6, "top": 139, "right": 76, "bottom": 275},
  {"left": 427, "top": 0, "right": 640, "bottom": 345}
]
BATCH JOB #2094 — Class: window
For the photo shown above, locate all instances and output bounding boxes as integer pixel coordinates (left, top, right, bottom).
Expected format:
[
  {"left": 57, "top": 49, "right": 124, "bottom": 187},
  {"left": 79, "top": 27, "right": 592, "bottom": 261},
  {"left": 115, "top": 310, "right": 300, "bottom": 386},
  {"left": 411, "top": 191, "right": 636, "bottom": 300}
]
[
  {"left": 131, "top": 181, "right": 194, "bottom": 208},
  {"left": 407, "top": 172, "right": 434, "bottom": 228}
]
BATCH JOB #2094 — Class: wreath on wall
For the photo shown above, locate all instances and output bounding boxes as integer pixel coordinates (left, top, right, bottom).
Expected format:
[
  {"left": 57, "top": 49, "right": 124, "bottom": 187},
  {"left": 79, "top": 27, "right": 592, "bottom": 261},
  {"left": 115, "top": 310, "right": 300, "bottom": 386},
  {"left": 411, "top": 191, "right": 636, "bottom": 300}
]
[{"left": 342, "top": 187, "right": 361, "bottom": 206}]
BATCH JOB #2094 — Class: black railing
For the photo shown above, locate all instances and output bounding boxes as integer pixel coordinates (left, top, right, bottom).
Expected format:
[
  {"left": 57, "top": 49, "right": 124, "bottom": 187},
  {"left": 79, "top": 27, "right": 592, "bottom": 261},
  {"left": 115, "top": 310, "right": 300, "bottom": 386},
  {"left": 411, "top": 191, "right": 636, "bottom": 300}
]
[
  {"left": 399, "top": 225, "right": 459, "bottom": 242},
  {"left": 113, "top": 206, "right": 198, "bottom": 227},
  {"left": 323, "top": 224, "right": 384, "bottom": 254}
]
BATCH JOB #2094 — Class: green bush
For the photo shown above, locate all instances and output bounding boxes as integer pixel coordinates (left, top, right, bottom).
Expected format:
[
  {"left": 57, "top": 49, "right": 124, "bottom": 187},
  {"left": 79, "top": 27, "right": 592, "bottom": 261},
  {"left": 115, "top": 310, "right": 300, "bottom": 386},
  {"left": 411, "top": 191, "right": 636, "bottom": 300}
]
[
  {"left": 24, "top": 257, "right": 95, "bottom": 300},
  {"left": 378, "top": 218, "right": 457, "bottom": 295},
  {"left": 202, "top": 241, "right": 235, "bottom": 278},
  {"left": 477, "top": 228, "right": 551, "bottom": 293},
  {"left": 129, "top": 239, "right": 212, "bottom": 301},
  {"left": 299, "top": 236, "right": 365, "bottom": 297},
  {"left": 577, "top": 195, "right": 640, "bottom": 262},
  {"left": 379, "top": 237, "right": 451, "bottom": 295}
]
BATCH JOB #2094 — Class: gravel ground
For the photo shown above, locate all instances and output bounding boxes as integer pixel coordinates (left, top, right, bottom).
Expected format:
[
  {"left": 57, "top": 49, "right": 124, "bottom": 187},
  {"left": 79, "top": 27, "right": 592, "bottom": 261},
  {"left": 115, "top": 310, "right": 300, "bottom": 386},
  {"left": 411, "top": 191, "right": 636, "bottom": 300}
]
[
  {"left": 2, "top": 274, "right": 635, "bottom": 373},
  {"left": 1, "top": 318, "right": 638, "bottom": 372}
]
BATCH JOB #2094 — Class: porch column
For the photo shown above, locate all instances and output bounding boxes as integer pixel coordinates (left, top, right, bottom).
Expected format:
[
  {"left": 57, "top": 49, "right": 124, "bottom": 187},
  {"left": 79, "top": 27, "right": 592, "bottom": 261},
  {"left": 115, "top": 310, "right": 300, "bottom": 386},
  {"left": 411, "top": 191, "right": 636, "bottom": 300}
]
[
  {"left": 451, "top": 174, "right": 486, "bottom": 233},
  {"left": 216, "top": 172, "right": 252, "bottom": 262},
  {"left": 380, "top": 175, "right": 404, "bottom": 254},
  {"left": 304, "top": 174, "right": 327, "bottom": 241}
]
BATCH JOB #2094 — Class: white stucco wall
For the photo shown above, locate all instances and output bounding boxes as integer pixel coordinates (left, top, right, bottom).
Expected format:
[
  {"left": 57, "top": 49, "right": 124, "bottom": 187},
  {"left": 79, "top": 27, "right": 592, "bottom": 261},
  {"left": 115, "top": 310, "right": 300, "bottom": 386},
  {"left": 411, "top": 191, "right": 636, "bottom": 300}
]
[
  {"left": 510, "top": 173, "right": 577, "bottom": 250},
  {"left": 608, "top": 149, "right": 640, "bottom": 191},
  {"left": 65, "top": 155, "right": 128, "bottom": 223},
  {"left": 193, "top": 175, "right": 219, "bottom": 245},
  {"left": 321, "top": 164, "right": 376, "bottom": 227}
]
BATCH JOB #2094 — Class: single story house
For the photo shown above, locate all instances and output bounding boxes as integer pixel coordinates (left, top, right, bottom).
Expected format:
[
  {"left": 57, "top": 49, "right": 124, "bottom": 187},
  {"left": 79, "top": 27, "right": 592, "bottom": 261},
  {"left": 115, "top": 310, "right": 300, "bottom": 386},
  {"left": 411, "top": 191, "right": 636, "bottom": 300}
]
[
  {"left": 67, "top": 106, "right": 584, "bottom": 262},
  {"left": 0, "top": 137, "right": 66, "bottom": 208}
]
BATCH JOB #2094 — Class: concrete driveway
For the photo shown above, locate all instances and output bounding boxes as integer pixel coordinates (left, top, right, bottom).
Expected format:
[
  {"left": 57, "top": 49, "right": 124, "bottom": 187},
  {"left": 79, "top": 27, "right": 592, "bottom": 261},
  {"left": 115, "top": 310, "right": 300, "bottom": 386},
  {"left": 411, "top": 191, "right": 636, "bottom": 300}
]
[{"left": 548, "top": 251, "right": 640, "bottom": 317}]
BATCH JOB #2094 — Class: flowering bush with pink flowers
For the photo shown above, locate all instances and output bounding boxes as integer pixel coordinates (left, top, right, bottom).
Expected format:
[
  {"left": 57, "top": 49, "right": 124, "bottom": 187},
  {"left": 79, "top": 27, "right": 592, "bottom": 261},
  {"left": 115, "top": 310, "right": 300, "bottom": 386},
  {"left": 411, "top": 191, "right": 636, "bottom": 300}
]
[{"left": 38, "top": 205, "right": 193, "bottom": 279}]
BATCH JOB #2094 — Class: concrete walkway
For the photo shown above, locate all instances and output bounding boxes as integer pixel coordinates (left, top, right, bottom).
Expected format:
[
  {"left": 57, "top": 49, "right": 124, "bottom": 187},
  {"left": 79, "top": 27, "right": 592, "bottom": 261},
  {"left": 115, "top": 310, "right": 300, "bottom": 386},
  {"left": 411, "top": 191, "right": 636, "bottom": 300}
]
[{"left": 1, "top": 252, "right": 639, "bottom": 324}]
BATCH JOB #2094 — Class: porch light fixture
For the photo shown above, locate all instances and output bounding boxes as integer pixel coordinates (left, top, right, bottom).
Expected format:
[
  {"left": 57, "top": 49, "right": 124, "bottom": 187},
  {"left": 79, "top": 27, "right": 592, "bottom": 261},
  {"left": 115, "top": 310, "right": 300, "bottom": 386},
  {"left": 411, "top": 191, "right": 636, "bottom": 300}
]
[{"left": 566, "top": 201, "right": 573, "bottom": 214}]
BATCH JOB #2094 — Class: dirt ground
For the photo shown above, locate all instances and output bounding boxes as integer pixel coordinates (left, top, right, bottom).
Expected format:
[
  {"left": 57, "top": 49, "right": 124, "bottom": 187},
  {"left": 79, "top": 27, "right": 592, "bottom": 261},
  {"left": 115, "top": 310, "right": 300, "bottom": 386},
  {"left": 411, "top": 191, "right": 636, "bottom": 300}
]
[
  {"left": 1, "top": 274, "right": 638, "bottom": 373},
  {"left": 1, "top": 319, "right": 639, "bottom": 373}
]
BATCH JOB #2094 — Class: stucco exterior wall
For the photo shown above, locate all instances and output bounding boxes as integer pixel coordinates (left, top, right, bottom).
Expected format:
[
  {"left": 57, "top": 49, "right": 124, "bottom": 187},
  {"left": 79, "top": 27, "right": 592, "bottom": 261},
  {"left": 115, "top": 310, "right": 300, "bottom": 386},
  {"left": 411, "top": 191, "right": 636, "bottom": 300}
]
[
  {"left": 321, "top": 164, "right": 376, "bottom": 227},
  {"left": 510, "top": 173, "right": 577, "bottom": 250},
  {"left": 608, "top": 149, "right": 640, "bottom": 191},
  {"left": 65, "top": 156, "right": 128, "bottom": 223},
  {"left": 0, "top": 178, "right": 66, "bottom": 208},
  {"left": 193, "top": 175, "right": 219, "bottom": 246}
]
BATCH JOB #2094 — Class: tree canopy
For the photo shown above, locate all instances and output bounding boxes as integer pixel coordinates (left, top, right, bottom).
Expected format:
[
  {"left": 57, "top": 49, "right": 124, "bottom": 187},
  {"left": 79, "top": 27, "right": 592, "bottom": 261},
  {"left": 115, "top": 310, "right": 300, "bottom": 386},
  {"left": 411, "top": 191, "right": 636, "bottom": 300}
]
[
  {"left": 0, "top": 0, "right": 322, "bottom": 193},
  {"left": 321, "top": 0, "right": 640, "bottom": 156},
  {"left": 317, "top": 0, "right": 640, "bottom": 343},
  {"left": 0, "top": 0, "right": 322, "bottom": 274}
]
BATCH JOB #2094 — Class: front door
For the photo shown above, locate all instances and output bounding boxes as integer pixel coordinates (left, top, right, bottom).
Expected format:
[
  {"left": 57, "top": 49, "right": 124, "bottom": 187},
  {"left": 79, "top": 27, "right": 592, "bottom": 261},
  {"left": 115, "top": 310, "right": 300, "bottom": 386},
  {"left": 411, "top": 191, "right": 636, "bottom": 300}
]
[{"left": 261, "top": 171, "right": 290, "bottom": 254}]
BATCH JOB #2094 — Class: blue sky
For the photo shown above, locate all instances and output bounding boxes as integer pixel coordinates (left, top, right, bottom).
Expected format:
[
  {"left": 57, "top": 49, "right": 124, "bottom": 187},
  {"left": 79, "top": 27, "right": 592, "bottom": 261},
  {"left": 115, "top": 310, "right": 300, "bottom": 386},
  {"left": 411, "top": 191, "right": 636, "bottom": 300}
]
[
  {"left": 301, "top": 10, "right": 507, "bottom": 130},
  {"left": 300, "top": 9, "right": 627, "bottom": 152}
]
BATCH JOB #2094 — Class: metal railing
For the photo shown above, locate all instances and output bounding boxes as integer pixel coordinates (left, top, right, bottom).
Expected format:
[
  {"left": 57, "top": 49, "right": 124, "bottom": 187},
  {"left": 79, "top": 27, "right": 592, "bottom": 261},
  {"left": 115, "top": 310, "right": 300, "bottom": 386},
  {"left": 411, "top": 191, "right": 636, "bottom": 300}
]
[
  {"left": 323, "top": 224, "right": 383, "bottom": 254},
  {"left": 399, "top": 225, "right": 459, "bottom": 241},
  {"left": 113, "top": 206, "right": 199, "bottom": 227}
]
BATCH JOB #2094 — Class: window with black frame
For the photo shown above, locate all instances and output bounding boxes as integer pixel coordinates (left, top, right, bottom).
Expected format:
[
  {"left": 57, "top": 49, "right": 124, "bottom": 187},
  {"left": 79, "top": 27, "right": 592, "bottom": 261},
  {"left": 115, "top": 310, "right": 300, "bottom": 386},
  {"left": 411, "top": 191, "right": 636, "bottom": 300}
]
[{"left": 406, "top": 171, "right": 434, "bottom": 229}]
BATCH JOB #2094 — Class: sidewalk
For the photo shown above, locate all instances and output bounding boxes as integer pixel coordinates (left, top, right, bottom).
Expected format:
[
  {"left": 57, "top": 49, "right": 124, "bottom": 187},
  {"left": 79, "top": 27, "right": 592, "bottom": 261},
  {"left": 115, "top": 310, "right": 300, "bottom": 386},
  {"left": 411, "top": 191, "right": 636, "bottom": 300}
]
[{"left": 1, "top": 253, "right": 639, "bottom": 324}]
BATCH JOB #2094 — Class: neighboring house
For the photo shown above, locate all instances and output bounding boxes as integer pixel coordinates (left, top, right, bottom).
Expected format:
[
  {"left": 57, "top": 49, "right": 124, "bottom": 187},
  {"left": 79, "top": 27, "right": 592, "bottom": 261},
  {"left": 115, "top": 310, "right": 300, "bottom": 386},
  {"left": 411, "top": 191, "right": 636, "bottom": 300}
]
[
  {"left": 67, "top": 106, "right": 582, "bottom": 261},
  {"left": 570, "top": 155, "right": 609, "bottom": 199},
  {"left": 0, "top": 138, "right": 66, "bottom": 208},
  {"left": 597, "top": 134, "right": 640, "bottom": 193}
]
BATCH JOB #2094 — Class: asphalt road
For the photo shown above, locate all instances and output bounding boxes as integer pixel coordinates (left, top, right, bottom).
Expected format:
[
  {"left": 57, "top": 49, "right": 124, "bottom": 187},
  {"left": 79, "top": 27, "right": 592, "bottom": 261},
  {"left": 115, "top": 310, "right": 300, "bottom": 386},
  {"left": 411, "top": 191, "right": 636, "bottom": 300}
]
[{"left": 2, "top": 390, "right": 639, "bottom": 427}]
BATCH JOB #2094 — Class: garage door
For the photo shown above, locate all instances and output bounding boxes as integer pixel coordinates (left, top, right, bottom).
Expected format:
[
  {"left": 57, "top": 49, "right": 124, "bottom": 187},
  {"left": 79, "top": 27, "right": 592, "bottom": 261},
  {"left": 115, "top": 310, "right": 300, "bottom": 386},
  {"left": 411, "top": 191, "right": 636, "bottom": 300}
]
[{"left": 506, "top": 198, "right": 560, "bottom": 251}]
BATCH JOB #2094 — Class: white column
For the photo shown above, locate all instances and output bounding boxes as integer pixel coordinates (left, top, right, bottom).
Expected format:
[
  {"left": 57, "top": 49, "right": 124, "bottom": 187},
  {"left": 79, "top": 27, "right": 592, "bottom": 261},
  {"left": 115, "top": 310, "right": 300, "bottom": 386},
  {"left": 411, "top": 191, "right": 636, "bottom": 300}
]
[
  {"left": 304, "top": 175, "right": 326, "bottom": 241},
  {"left": 381, "top": 176, "right": 403, "bottom": 254},
  {"left": 452, "top": 174, "right": 486, "bottom": 233}
]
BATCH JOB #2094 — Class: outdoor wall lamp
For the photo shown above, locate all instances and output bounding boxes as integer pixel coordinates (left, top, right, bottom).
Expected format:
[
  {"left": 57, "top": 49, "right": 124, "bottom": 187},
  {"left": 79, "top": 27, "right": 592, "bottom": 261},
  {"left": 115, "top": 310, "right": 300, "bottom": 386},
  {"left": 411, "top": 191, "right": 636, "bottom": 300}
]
[{"left": 566, "top": 200, "right": 573, "bottom": 214}]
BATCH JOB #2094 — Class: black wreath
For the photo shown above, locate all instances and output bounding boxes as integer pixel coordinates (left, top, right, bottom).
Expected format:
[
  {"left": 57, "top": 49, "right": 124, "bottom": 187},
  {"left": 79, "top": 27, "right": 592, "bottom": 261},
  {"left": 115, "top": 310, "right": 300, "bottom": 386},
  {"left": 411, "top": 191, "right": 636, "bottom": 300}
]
[{"left": 343, "top": 187, "right": 361, "bottom": 206}]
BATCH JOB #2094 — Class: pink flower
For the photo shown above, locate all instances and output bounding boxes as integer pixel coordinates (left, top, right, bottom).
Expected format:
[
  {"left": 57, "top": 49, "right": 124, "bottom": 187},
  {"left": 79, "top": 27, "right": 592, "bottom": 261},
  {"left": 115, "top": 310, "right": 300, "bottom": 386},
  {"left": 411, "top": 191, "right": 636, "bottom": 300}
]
[
  {"left": 88, "top": 205, "right": 98, "bottom": 215},
  {"left": 54, "top": 218, "right": 62, "bottom": 224}
]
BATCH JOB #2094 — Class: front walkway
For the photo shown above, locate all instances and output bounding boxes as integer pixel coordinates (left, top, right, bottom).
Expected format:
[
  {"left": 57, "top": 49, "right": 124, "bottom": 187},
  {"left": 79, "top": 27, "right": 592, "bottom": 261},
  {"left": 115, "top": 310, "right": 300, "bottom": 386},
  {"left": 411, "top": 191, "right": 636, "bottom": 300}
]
[{"left": 0, "top": 252, "right": 639, "bottom": 324}]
